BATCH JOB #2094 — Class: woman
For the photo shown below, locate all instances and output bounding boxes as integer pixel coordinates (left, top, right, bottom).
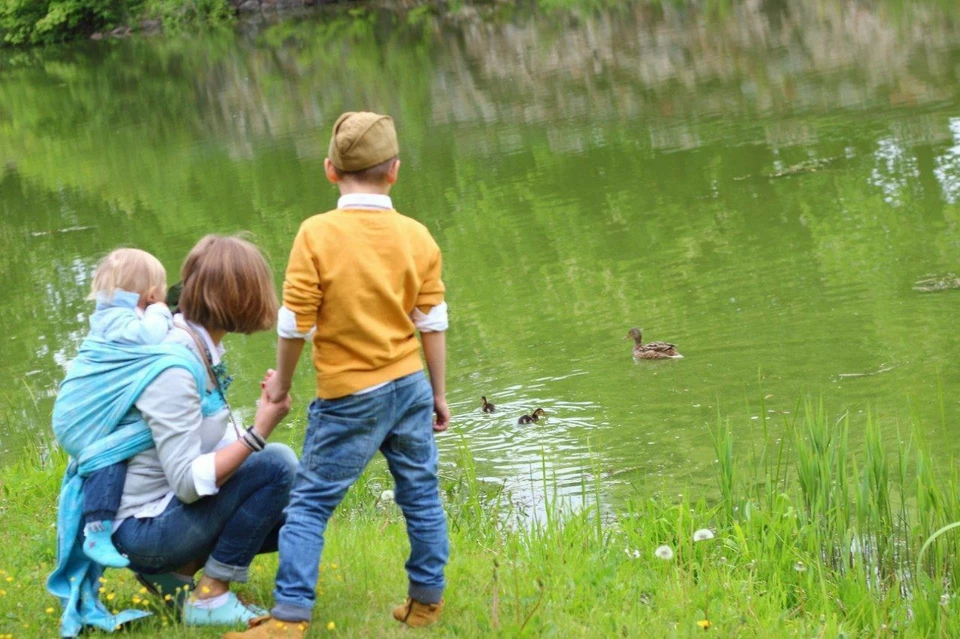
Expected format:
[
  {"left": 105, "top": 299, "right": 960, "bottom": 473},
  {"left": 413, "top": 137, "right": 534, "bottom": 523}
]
[{"left": 111, "top": 234, "right": 297, "bottom": 626}]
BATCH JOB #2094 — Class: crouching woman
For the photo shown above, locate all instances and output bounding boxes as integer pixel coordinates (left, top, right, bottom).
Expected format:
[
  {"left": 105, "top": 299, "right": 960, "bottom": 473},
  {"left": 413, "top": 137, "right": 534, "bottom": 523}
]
[{"left": 114, "top": 236, "right": 298, "bottom": 627}]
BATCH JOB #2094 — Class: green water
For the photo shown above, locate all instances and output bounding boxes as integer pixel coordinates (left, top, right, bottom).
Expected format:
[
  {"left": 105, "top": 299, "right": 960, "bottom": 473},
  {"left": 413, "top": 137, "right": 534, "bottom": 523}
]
[{"left": 2, "top": 2, "right": 960, "bottom": 506}]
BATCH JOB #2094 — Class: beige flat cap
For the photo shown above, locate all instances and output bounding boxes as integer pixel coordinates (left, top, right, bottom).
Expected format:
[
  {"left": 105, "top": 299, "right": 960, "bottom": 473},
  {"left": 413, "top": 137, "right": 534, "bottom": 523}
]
[{"left": 328, "top": 111, "right": 399, "bottom": 172}]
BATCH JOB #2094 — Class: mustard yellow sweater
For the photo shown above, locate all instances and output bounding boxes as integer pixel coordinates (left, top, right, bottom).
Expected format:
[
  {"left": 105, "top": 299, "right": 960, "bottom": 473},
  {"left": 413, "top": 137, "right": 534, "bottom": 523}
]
[{"left": 282, "top": 207, "right": 445, "bottom": 399}]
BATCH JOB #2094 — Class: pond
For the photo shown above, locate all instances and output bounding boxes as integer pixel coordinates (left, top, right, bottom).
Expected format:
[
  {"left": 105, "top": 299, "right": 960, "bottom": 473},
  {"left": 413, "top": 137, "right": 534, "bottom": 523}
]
[{"left": 1, "top": 1, "right": 959, "bottom": 509}]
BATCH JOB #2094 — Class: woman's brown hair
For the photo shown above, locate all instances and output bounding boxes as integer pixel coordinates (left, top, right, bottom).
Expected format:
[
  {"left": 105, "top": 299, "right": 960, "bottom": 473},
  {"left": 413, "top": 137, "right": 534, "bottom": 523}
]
[{"left": 179, "top": 234, "right": 278, "bottom": 334}]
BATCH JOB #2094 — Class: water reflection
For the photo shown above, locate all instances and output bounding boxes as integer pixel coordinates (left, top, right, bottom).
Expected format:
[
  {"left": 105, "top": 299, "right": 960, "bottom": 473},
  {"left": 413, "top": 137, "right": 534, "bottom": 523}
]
[{"left": 1, "top": 1, "right": 959, "bottom": 506}]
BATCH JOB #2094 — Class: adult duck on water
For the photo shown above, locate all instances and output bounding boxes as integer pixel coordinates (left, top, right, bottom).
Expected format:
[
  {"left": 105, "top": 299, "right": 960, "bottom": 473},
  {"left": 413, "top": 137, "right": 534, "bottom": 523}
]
[{"left": 625, "top": 327, "right": 683, "bottom": 360}]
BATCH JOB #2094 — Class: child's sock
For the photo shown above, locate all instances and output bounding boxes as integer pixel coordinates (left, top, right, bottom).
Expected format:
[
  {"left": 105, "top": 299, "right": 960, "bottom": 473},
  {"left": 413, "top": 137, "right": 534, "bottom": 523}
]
[{"left": 82, "top": 521, "right": 130, "bottom": 568}]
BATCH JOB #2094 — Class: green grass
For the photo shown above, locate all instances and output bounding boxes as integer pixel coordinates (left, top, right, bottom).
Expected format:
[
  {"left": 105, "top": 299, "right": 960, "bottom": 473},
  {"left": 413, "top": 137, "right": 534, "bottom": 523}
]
[{"left": 3, "top": 400, "right": 960, "bottom": 637}]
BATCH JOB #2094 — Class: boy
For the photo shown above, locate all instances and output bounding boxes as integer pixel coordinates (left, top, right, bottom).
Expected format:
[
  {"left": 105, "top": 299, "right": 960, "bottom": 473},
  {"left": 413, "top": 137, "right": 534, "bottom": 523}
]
[{"left": 227, "top": 112, "right": 450, "bottom": 639}]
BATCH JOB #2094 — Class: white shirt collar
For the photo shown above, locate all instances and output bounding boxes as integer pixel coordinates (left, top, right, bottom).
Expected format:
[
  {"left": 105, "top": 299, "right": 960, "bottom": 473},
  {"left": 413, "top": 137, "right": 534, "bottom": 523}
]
[
  {"left": 175, "top": 314, "right": 226, "bottom": 365},
  {"left": 337, "top": 193, "right": 393, "bottom": 210}
]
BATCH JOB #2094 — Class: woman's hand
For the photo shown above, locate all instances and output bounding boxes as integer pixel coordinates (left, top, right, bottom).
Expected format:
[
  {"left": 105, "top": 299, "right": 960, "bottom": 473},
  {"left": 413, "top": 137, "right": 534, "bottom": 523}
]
[{"left": 253, "top": 385, "right": 291, "bottom": 439}]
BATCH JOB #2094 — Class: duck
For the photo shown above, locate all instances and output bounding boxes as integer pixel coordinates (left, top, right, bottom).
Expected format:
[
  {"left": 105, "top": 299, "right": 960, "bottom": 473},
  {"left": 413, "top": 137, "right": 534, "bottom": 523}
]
[
  {"left": 481, "top": 396, "right": 496, "bottom": 413},
  {"left": 518, "top": 408, "right": 547, "bottom": 425},
  {"left": 625, "top": 327, "right": 683, "bottom": 360}
]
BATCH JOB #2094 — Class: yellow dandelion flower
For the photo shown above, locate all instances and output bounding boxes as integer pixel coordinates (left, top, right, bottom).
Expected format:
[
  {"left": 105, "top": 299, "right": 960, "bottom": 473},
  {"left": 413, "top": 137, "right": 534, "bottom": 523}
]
[
  {"left": 164, "top": 594, "right": 172, "bottom": 601},
  {"left": 139, "top": 587, "right": 148, "bottom": 595},
  {"left": 697, "top": 619, "right": 711, "bottom": 630},
  {"left": 46, "top": 607, "right": 55, "bottom": 614},
  {"left": 327, "top": 621, "right": 336, "bottom": 630},
  {"left": 0, "top": 590, "right": 5, "bottom": 596},
  {"left": 202, "top": 586, "right": 211, "bottom": 594},
  {"left": 182, "top": 584, "right": 191, "bottom": 592},
  {"left": 112, "top": 609, "right": 119, "bottom": 614},
  {"left": 299, "top": 624, "right": 307, "bottom": 631},
  {"left": 132, "top": 596, "right": 142, "bottom": 604},
  {"left": 106, "top": 593, "right": 116, "bottom": 601},
  {"left": 4, "top": 577, "right": 12, "bottom": 582},
  {"left": 98, "top": 577, "right": 107, "bottom": 583},
  {"left": 331, "top": 564, "right": 338, "bottom": 570},
  {"left": 319, "top": 565, "right": 326, "bottom": 572}
]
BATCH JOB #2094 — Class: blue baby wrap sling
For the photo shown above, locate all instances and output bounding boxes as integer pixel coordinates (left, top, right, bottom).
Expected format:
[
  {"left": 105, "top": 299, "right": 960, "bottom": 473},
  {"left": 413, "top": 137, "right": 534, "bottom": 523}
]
[{"left": 46, "top": 335, "right": 210, "bottom": 638}]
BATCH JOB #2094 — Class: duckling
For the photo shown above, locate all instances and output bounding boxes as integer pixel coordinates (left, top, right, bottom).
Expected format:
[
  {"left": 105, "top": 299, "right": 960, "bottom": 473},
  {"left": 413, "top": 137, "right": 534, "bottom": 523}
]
[
  {"left": 625, "top": 327, "right": 683, "bottom": 360},
  {"left": 518, "top": 408, "right": 547, "bottom": 425},
  {"left": 481, "top": 396, "right": 496, "bottom": 413}
]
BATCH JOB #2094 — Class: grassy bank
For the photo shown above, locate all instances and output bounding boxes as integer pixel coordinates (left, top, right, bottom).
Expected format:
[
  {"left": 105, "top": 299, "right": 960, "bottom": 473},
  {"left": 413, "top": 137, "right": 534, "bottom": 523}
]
[{"left": 2, "top": 401, "right": 960, "bottom": 637}]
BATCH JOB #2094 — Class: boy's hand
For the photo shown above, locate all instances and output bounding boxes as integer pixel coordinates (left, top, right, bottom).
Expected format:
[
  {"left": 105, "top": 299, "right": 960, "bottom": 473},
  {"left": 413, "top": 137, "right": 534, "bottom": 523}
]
[
  {"left": 263, "top": 369, "right": 290, "bottom": 403},
  {"left": 433, "top": 397, "right": 451, "bottom": 432},
  {"left": 253, "top": 384, "right": 291, "bottom": 438}
]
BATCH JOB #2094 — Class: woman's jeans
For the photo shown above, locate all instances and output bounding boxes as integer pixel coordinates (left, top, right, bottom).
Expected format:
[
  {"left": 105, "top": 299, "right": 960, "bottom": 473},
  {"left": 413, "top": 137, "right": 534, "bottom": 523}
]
[
  {"left": 272, "top": 371, "right": 448, "bottom": 623},
  {"left": 113, "top": 443, "right": 298, "bottom": 583}
]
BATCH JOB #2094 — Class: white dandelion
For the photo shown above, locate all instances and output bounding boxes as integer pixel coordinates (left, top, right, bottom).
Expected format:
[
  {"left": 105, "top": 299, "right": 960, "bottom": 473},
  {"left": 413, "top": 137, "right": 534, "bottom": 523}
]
[
  {"left": 624, "top": 548, "right": 641, "bottom": 559},
  {"left": 693, "top": 529, "right": 715, "bottom": 542},
  {"left": 654, "top": 545, "right": 675, "bottom": 561},
  {"left": 380, "top": 489, "right": 395, "bottom": 503},
  {"left": 793, "top": 561, "right": 807, "bottom": 573}
]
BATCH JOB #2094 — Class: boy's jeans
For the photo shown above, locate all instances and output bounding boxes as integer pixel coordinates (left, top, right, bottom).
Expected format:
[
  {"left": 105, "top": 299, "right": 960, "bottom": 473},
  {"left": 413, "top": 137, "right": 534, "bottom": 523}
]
[
  {"left": 272, "top": 371, "right": 448, "bottom": 623},
  {"left": 83, "top": 461, "right": 126, "bottom": 524}
]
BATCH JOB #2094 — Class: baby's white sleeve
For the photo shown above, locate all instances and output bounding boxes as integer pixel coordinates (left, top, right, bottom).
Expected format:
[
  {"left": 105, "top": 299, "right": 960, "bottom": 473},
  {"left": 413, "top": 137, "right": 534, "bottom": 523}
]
[{"left": 138, "top": 304, "right": 173, "bottom": 344}]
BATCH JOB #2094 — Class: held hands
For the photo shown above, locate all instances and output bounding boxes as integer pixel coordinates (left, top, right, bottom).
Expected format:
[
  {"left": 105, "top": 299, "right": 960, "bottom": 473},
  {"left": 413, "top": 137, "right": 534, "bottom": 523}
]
[
  {"left": 264, "top": 368, "right": 291, "bottom": 403},
  {"left": 433, "top": 396, "right": 451, "bottom": 433},
  {"left": 255, "top": 370, "right": 291, "bottom": 438}
]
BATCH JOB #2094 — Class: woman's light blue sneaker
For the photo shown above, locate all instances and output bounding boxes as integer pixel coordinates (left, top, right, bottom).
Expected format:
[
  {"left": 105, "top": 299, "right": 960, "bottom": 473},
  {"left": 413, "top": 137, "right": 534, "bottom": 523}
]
[{"left": 182, "top": 592, "right": 266, "bottom": 627}]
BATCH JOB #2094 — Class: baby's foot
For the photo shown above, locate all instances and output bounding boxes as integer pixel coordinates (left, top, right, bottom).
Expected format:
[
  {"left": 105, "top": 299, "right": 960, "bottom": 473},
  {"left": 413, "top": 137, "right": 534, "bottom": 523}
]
[{"left": 82, "top": 523, "right": 130, "bottom": 568}]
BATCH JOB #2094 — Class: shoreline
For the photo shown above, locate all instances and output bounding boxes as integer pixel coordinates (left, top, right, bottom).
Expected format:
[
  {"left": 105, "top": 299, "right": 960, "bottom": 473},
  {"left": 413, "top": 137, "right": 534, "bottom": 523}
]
[{"left": 3, "top": 402, "right": 959, "bottom": 637}]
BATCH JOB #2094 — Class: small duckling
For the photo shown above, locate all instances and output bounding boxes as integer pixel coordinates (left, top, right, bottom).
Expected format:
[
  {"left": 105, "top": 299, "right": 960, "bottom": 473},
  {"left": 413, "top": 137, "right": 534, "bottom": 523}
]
[
  {"left": 518, "top": 408, "right": 547, "bottom": 425},
  {"left": 481, "top": 396, "right": 496, "bottom": 413}
]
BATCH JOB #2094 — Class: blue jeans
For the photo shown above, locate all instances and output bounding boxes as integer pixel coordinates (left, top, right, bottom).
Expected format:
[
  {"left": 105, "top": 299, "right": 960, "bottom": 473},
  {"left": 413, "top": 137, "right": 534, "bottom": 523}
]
[
  {"left": 272, "top": 372, "right": 448, "bottom": 622},
  {"left": 114, "top": 443, "right": 298, "bottom": 583},
  {"left": 83, "top": 461, "right": 126, "bottom": 524}
]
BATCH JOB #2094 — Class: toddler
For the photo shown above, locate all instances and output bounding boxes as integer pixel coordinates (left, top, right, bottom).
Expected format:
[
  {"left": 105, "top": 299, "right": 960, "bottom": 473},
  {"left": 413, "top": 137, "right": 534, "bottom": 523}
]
[{"left": 76, "top": 248, "right": 172, "bottom": 567}]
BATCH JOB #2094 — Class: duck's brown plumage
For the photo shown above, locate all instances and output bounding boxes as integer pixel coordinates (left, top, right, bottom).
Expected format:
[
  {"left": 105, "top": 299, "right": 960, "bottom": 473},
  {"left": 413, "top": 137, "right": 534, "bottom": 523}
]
[
  {"left": 518, "top": 408, "right": 546, "bottom": 424},
  {"left": 625, "top": 328, "right": 683, "bottom": 360},
  {"left": 481, "top": 396, "right": 496, "bottom": 413}
]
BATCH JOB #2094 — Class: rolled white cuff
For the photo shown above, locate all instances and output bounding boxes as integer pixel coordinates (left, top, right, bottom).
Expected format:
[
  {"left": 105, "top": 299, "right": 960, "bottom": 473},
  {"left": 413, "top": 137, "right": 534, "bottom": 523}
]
[
  {"left": 411, "top": 301, "right": 448, "bottom": 332},
  {"left": 277, "top": 305, "right": 315, "bottom": 339},
  {"left": 191, "top": 452, "right": 219, "bottom": 497}
]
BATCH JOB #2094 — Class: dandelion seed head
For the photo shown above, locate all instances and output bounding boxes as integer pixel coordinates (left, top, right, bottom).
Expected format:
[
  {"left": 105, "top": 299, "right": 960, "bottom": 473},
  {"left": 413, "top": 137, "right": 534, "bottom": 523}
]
[
  {"left": 793, "top": 561, "right": 807, "bottom": 573},
  {"left": 940, "top": 593, "right": 951, "bottom": 607},
  {"left": 693, "top": 529, "right": 715, "bottom": 542},
  {"left": 380, "top": 489, "right": 395, "bottom": 502},
  {"left": 654, "top": 545, "right": 674, "bottom": 561}
]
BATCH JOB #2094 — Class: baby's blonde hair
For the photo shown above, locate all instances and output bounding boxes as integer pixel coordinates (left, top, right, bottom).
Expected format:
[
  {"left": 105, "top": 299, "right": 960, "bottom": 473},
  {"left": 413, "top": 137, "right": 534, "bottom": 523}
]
[{"left": 90, "top": 248, "right": 167, "bottom": 302}]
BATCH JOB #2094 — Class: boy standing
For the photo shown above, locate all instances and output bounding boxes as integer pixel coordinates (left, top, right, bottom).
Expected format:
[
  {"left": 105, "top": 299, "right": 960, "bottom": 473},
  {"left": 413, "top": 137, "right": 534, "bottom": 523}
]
[{"left": 227, "top": 112, "right": 450, "bottom": 639}]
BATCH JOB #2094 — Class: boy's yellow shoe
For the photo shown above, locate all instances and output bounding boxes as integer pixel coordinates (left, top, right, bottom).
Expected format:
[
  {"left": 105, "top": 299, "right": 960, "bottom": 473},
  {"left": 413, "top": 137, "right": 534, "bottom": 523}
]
[
  {"left": 392, "top": 598, "right": 445, "bottom": 627},
  {"left": 221, "top": 616, "right": 307, "bottom": 639}
]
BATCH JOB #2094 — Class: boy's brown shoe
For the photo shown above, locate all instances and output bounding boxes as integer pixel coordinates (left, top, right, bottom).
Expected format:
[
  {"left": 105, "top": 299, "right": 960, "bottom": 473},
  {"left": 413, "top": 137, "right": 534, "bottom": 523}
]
[
  {"left": 392, "top": 597, "right": 444, "bottom": 627},
  {"left": 221, "top": 616, "right": 307, "bottom": 639}
]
